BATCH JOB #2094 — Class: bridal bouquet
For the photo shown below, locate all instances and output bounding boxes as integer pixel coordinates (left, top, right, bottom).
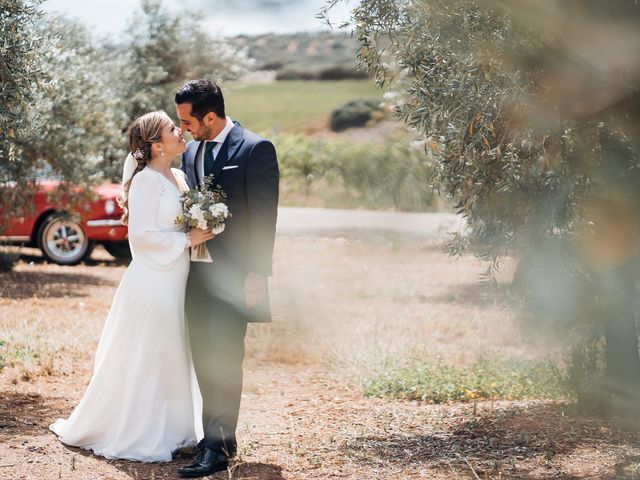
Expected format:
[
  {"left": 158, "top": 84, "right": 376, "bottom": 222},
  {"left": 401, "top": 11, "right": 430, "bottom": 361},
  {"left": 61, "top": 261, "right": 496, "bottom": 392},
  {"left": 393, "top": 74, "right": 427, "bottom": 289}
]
[{"left": 176, "top": 177, "right": 230, "bottom": 262}]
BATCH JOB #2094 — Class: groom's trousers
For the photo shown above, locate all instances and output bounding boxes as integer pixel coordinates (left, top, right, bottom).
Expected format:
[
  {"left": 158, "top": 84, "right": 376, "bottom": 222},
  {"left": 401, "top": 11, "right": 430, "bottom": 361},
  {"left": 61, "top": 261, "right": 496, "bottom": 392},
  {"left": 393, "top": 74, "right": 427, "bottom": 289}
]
[{"left": 186, "top": 261, "right": 248, "bottom": 455}]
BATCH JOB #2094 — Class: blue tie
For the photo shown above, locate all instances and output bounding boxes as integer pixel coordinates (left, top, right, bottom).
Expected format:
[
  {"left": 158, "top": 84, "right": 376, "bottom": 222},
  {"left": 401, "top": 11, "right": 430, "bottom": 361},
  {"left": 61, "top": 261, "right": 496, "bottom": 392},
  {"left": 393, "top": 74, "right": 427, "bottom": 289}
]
[{"left": 203, "top": 141, "right": 217, "bottom": 178}]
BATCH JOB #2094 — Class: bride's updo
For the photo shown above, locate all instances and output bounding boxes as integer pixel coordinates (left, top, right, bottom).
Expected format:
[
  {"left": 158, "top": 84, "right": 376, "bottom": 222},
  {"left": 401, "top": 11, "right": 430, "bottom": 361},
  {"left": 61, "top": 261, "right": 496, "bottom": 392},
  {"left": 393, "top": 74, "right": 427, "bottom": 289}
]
[{"left": 121, "top": 111, "right": 170, "bottom": 224}]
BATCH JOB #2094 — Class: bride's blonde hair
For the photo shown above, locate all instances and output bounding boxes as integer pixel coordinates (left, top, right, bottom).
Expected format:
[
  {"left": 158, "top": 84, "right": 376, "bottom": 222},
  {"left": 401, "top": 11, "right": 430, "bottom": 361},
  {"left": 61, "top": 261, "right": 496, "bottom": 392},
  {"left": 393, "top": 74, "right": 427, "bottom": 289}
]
[{"left": 121, "top": 111, "right": 170, "bottom": 224}]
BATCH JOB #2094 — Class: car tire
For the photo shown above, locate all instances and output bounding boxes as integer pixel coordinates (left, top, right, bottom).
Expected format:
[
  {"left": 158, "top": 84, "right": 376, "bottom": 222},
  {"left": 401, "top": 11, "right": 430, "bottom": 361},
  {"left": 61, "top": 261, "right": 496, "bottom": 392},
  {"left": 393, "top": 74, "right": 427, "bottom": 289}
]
[
  {"left": 37, "top": 213, "right": 94, "bottom": 265},
  {"left": 103, "top": 241, "right": 132, "bottom": 263}
]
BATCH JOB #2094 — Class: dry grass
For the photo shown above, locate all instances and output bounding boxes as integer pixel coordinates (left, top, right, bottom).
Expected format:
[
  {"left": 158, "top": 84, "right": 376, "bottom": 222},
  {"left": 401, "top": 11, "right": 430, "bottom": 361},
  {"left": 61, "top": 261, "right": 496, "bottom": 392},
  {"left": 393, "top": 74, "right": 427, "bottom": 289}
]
[
  {"left": 0, "top": 247, "right": 121, "bottom": 384},
  {"left": 1, "top": 237, "right": 639, "bottom": 479},
  {"left": 255, "top": 236, "right": 556, "bottom": 369}
]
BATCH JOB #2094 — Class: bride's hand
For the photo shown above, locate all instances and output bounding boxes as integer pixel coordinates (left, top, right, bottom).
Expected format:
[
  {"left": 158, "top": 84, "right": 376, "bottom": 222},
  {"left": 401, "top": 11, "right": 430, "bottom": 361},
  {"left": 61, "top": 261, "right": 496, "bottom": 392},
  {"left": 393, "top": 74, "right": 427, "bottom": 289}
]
[{"left": 189, "top": 228, "right": 215, "bottom": 246}]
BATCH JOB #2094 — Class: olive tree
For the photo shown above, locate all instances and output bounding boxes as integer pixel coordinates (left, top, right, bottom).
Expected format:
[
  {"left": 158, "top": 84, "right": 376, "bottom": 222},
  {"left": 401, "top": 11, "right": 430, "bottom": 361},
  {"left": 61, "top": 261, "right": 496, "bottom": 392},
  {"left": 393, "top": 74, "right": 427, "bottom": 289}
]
[
  {"left": 1, "top": 4, "right": 127, "bottom": 227},
  {"left": 326, "top": 0, "right": 640, "bottom": 410},
  {"left": 122, "top": 0, "right": 253, "bottom": 126},
  {"left": 25, "top": 15, "right": 129, "bottom": 185},
  {"left": 1, "top": 0, "right": 253, "bottom": 219},
  {"left": 0, "top": 0, "right": 48, "bottom": 224}
]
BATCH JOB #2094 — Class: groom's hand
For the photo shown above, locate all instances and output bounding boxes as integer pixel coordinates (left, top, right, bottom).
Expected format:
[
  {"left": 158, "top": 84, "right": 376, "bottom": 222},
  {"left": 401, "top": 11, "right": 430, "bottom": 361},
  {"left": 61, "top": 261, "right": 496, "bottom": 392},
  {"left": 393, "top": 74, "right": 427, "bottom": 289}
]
[{"left": 244, "top": 272, "right": 267, "bottom": 308}]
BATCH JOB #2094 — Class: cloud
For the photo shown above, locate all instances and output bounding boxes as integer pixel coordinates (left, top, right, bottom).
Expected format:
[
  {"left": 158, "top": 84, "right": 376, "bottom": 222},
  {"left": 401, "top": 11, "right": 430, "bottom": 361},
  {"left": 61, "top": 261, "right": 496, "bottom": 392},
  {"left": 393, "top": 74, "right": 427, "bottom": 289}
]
[
  {"left": 196, "top": 0, "right": 353, "bottom": 35},
  {"left": 197, "top": 0, "right": 313, "bottom": 11},
  {"left": 42, "top": 0, "right": 353, "bottom": 36}
]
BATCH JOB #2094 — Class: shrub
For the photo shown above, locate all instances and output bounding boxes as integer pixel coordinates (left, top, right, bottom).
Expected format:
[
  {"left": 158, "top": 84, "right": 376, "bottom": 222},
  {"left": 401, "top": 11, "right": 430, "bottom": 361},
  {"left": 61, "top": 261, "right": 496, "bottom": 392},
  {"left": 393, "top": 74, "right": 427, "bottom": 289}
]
[
  {"left": 330, "top": 99, "right": 382, "bottom": 132},
  {"left": 275, "top": 65, "right": 369, "bottom": 81},
  {"left": 362, "top": 356, "right": 565, "bottom": 403},
  {"left": 261, "top": 61, "right": 284, "bottom": 70},
  {"left": 0, "top": 250, "right": 20, "bottom": 273},
  {"left": 275, "top": 134, "right": 330, "bottom": 193},
  {"left": 562, "top": 334, "right": 609, "bottom": 415},
  {"left": 317, "top": 65, "right": 368, "bottom": 80},
  {"left": 275, "top": 67, "right": 317, "bottom": 81},
  {"left": 328, "top": 141, "right": 434, "bottom": 211},
  {"left": 272, "top": 134, "right": 435, "bottom": 211}
]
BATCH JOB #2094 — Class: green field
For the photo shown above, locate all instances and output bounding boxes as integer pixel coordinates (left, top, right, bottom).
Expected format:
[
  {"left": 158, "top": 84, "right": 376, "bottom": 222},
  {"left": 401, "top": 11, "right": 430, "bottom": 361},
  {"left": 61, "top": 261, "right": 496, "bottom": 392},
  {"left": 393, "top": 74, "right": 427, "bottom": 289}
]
[{"left": 224, "top": 80, "right": 383, "bottom": 134}]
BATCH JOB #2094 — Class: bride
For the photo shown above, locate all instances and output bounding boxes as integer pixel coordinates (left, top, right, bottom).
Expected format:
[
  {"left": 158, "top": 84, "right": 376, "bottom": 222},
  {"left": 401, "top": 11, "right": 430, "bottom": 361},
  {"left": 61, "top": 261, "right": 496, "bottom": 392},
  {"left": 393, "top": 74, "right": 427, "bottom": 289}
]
[{"left": 50, "top": 111, "right": 213, "bottom": 462}]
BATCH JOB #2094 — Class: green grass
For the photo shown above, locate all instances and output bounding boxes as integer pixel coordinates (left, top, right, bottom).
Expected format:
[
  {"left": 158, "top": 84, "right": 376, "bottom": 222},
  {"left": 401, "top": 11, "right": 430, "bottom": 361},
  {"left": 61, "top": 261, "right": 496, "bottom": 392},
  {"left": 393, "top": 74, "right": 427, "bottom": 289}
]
[
  {"left": 360, "top": 356, "right": 566, "bottom": 403},
  {"left": 224, "top": 80, "right": 383, "bottom": 134},
  {"left": 223, "top": 80, "right": 439, "bottom": 212}
]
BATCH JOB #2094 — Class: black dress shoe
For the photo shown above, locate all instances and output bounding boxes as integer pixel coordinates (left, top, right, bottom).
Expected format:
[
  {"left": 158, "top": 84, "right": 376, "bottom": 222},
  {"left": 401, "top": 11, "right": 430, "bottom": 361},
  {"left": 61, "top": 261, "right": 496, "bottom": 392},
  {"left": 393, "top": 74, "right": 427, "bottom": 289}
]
[{"left": 178, "top": 446, "right": 229, "bottom": 478}]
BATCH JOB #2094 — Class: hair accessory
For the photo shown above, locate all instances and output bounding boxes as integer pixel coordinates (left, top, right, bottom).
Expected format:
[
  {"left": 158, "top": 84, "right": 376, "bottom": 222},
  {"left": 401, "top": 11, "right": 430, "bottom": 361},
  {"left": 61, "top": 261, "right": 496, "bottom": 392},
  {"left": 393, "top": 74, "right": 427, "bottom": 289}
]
[{"left": 132, "top": 148, "right": 144, "bottom": 160}]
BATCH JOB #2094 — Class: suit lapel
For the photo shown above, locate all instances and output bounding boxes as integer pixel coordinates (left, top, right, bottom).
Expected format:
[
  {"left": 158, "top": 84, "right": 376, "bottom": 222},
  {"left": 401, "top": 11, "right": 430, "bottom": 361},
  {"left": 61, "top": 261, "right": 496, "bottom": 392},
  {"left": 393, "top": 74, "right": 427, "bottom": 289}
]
[
  {"left": 182, "top": 141, "right": 203, "bottom": 188},
  {"left": 191, "top": 141, "right": 203, "bottom": 187},
  {"left": 211, "top": 123, "right": 244, "bottom": 182}
]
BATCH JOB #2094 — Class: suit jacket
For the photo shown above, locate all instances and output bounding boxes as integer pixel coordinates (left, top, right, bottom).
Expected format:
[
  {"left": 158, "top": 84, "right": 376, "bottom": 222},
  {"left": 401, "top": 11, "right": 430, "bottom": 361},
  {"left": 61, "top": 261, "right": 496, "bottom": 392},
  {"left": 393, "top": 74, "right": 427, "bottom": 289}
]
[{"left": 181, "top": 122, "right": 279, "bottom": 322}]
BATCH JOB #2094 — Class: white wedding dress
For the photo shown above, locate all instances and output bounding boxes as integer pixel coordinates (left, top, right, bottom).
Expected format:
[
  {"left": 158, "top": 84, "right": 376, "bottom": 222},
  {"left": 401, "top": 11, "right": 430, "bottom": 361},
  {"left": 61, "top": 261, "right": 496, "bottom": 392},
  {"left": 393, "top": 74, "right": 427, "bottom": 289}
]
[{"left": 50, "top": 165, "right": 203, "bottom": 462}]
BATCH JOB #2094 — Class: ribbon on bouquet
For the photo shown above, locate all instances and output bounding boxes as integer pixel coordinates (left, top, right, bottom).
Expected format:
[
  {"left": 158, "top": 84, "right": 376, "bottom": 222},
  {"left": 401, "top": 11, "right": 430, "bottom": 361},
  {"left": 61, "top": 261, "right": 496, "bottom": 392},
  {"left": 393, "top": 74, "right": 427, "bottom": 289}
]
[{"left": 190, "top": 244, "right": 213, "bottom": 263}]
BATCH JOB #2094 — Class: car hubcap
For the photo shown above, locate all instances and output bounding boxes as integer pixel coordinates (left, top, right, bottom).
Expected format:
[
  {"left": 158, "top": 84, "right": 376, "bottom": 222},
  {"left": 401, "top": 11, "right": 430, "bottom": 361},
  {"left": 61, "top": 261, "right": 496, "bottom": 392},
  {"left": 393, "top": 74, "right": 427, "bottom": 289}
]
[{"left": 44, "top": 219, "right": 86, "bottom": 261}]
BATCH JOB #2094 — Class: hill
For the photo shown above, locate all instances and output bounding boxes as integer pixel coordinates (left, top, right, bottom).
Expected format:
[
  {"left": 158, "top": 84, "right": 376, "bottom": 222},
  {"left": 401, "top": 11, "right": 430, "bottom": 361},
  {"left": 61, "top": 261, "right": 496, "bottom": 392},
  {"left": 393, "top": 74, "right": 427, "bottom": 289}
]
[{"left": 229, "top": 31, "right": 366, "bottom": 80}]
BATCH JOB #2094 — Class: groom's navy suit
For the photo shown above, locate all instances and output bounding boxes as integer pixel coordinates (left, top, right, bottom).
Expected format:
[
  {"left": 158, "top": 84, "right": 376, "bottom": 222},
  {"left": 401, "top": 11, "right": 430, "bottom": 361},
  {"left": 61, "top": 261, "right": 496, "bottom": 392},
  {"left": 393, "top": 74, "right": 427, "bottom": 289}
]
[{"left": 181, "top": 121, "right": 279, "bottom": 453}]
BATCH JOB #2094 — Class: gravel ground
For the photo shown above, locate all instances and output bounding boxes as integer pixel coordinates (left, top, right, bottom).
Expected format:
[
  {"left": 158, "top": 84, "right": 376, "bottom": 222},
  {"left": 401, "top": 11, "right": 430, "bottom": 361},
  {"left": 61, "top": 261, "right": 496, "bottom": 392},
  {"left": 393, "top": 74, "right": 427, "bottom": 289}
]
[{"left": 2, "top": 217, "right": 640, "bottom": 480}]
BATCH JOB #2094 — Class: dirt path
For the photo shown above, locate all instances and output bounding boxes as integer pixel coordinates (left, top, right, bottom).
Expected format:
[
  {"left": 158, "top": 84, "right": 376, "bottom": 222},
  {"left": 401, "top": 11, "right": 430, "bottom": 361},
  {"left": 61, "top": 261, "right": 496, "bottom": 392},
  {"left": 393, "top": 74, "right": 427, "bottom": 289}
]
[
  {"left": 2, "top": 224, "right": 640, "bottom": 479},
  {"left": 276, "top": 207, "right": 464, "bottom": 238},
  {"left": 4, "top": 363, "right": 640, "bottom": 480}
]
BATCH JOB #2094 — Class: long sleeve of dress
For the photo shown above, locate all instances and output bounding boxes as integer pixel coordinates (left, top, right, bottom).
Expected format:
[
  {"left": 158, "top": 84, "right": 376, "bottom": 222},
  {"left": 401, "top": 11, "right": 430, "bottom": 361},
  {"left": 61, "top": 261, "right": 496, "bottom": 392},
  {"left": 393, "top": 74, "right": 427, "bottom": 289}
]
[{"left": 128, "top": 171, "right": 189, "bottom": 270}]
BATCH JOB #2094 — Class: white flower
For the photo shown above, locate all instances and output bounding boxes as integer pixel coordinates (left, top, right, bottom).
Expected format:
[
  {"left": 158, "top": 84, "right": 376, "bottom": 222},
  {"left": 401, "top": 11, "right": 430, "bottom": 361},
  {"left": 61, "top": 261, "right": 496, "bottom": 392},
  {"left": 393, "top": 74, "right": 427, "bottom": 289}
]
[
  {"left": 209, "top": 203, "right": 229, "bottom": 218},
  {"left": 188, "top": 204, "right": 204, "bottom": 219},
  {"left": 212, "top": 224, "right": 226, "bottom": 235}
]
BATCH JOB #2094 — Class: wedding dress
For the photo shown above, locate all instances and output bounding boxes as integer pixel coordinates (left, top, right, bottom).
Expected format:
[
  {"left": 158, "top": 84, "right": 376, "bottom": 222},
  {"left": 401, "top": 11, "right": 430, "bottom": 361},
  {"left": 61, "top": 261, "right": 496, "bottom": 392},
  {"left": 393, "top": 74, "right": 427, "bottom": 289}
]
[{"left": 50, "top": 164, "right": 203, "bottom": 462}]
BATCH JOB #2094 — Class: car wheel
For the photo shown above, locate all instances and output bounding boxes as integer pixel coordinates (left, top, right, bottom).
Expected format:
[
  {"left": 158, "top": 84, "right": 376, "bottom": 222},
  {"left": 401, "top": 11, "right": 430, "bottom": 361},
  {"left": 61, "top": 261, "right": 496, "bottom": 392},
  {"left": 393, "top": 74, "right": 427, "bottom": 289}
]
[
  {"left": 103, "top": 241, "right": 132, "bottom": 263},
  {"left": 37, "top": 213, "right": 94, "bottom": 265}
]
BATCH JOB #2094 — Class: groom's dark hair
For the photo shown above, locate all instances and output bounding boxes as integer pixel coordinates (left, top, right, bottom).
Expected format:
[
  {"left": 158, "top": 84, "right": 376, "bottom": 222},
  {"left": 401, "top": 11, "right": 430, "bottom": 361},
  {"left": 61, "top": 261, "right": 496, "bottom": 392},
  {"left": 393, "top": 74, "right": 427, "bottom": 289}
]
[{"left": 175, "top": 79, "right": 225, "bottom": 120}]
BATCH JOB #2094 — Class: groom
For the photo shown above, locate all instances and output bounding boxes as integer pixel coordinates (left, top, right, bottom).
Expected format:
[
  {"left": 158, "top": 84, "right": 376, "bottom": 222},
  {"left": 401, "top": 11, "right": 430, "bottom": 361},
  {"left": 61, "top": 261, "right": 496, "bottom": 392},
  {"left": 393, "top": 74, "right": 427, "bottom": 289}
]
[{"left": 175, "top": 80, "right": 279, "bottom": 477}]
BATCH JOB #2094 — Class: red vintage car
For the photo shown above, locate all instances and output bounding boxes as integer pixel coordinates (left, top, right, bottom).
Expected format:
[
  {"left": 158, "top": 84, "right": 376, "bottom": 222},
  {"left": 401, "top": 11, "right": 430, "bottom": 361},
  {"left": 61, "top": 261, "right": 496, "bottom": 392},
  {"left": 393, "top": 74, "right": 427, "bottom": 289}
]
[{"left": 0, "top": 180, "right": 130, "bottom": 265}]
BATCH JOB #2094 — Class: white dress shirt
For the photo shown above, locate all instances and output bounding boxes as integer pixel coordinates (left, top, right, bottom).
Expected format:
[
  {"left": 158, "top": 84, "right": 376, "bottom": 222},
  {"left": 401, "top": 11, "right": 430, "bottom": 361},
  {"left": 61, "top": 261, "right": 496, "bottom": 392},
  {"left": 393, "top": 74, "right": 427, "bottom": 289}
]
[{"left": 196, "top": 116, "right": 235, "bottom": 181}]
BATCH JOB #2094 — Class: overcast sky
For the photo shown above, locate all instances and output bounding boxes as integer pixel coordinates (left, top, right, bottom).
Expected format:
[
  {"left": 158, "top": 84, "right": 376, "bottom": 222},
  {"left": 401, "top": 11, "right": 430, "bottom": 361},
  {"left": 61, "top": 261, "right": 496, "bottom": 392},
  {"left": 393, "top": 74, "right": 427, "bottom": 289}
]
[{"left": 42, "top": 0, "right": 354, "bottom": 36}]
